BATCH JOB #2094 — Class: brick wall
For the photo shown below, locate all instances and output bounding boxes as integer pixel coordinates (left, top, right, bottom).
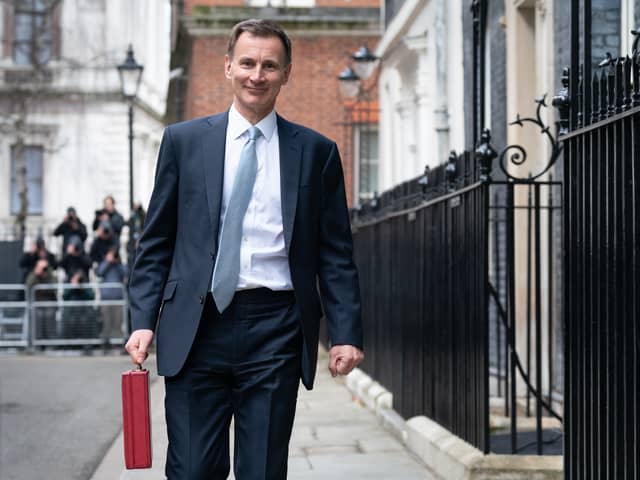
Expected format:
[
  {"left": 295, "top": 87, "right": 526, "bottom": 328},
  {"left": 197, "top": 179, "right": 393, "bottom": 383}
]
[{"left": 184, "top": 33, "right": 379, "bottom": 206}]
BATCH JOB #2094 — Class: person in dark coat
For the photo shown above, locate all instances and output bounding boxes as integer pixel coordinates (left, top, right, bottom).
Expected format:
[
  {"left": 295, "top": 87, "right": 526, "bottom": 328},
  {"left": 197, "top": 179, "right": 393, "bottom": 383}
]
[
  {"left": 53, "top": 206, "right": 88, "bottom": 256},
  {"left": 93, "top": 196, "right": 125, "bottom": 245},
  {"left": 19, "top": 237, "right": 57, "bottom": 281},
  {"left": 25, "top": 258, "right": 57, "bottom": 340},
  {"left": 59, "top": 235, "right": 92, "bottom": 281},
  {"left": 89, "top": 221, "right": 117, "bottom": 265}
]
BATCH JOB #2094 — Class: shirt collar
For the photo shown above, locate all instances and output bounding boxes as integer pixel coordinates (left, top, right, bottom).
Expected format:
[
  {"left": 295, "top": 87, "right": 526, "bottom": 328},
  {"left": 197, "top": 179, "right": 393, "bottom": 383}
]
[{"left": 228, "top": 104, "right": 277, "bottom": 142}]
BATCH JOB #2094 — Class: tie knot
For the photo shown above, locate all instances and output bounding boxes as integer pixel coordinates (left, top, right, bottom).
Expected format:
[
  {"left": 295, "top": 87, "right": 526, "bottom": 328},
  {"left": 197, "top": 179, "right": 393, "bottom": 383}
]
[{"left": 247, "top": 126, "right": 261, "bottom": 141}]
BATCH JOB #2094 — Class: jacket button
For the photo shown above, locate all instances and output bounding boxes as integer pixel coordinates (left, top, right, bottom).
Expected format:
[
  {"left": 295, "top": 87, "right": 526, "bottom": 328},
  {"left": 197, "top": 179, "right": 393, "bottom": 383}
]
[
  {"left": 199, "top": 295, "right": 204, "bottom": 304},
  {"left": 210, "top": 251, "right": 215, "bottom": 259}
]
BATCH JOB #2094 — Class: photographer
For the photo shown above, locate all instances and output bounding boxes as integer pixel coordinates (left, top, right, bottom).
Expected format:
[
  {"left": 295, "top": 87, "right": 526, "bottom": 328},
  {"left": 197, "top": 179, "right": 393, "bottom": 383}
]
[
  {"left": 53, "top": 206, "right": 88, "bottom": 256},
  {"left": 89, "top": 221, "right": 117, "bottom": 265},
  {"left": 92, "top": 196, "right": 124, "bottom": 245},
  {"left": 19, "top": 237, "right": 57, "bottom": 281},
  {"left": 25, "top": 258, "right": 57, "bottom": 340},
  {"left": 59, "top": 235, "right": 92, "bottom": 281}
]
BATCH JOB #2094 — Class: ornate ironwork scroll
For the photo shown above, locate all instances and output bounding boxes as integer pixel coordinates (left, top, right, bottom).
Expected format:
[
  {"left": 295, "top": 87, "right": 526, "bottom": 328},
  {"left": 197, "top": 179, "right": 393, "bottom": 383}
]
[{"left": 497, "top": 94, "right": 563, "bottom": 182}]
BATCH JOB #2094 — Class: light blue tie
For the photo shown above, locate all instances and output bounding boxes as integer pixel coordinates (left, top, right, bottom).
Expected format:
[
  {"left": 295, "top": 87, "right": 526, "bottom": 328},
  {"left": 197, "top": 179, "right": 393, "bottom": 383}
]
[{"left": 211, "top": 126, "right": 261, "bottom": 312}]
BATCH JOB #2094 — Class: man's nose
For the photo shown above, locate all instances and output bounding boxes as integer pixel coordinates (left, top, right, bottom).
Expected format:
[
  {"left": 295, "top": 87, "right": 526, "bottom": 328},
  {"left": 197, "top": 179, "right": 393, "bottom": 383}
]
[{"left": 249, "top": 66, "right": 265, "bottom": 81}]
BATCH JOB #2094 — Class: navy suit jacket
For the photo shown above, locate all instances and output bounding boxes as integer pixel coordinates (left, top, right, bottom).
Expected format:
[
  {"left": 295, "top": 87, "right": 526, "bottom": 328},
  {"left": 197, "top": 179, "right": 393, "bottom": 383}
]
[{"left": 128, "top": 111, "right": 362, "bottom": 389}]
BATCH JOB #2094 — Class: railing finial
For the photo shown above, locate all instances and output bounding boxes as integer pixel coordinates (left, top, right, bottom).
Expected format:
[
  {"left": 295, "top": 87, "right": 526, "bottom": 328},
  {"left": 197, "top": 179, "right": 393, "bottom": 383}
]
[
  {"left": 475, "top": 128, "right": 497, "bottom": 183},
  {"left": 552, "top": 67, "right": 570, "bottom": 135},
  {"left": 445, "top": 150, "right": 458, "bottom": 192}
]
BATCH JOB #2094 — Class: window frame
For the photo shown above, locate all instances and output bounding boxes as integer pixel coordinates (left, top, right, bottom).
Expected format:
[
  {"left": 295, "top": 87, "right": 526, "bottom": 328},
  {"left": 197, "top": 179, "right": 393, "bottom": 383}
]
[
  {"left": 10, "top": 144, "right": 44, "bottom": 216},
  {"left": 10, "top": 0, "right": 59, "bottom": 66},
  {"left": 354, "top": 124, "right": 379, "bottom": 204}
]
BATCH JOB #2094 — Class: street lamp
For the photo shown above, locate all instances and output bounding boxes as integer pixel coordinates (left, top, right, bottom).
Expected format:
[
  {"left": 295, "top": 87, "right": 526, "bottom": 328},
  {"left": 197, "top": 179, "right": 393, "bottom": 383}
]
[
  {"left": 117, "top": 45, "right": 144, "bottom": 213},
  {"left": 337, "top": 45, "right": 379, "bottom": 99},
  {"left": 351, "top": 45, "right": 379, "bottom": 81},
  {"left": 337, "top": 65, "right": 361, "bottom": 98}
]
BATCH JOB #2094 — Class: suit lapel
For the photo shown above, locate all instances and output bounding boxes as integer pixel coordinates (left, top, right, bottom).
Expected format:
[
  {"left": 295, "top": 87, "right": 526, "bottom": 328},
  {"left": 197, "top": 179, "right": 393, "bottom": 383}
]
[
  {"left": 202, "top": 112, "right": 228, "bottom": 250},
  {"left": 277, "top": 115, "right": 301, "bottom": 254}
]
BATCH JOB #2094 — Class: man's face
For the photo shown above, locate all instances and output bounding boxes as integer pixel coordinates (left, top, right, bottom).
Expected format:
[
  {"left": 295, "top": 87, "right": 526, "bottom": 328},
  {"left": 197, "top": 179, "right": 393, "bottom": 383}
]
[{"left": 225, "top": 32, "right": 291, "bottom": 122}]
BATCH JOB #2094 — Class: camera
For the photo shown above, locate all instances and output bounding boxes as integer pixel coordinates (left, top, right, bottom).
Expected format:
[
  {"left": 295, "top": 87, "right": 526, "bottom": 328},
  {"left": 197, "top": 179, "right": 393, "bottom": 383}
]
[
  {"left": 99, "top": 220, "right": 112, "bottom": 236},
  {"left": 68, "top": 235, "right": 83, "bottom": 254}
]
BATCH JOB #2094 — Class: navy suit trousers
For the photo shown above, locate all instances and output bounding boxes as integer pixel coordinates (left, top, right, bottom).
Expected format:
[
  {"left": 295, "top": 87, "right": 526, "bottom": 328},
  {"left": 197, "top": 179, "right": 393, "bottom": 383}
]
[{"left": 164, "top": 289, "right": 302, "bottom": 480}]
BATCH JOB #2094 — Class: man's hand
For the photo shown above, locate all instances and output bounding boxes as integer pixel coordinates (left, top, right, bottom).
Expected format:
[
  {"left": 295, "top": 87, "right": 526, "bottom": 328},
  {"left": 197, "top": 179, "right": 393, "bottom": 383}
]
[
  {"left": 125, "top": 329, "right": 154, "bottom": 366},
  {"left": 328, "top": 345, "right": 364, "bottom": 377}
]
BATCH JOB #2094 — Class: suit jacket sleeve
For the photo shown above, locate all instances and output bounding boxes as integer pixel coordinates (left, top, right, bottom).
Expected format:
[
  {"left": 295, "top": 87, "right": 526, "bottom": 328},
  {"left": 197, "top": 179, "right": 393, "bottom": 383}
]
[
  {"left": 317, "top": 142, "right": 363, "bottom": 349},
  {"left": 128, "top": 127, "right": 179, "bottom": 331}
]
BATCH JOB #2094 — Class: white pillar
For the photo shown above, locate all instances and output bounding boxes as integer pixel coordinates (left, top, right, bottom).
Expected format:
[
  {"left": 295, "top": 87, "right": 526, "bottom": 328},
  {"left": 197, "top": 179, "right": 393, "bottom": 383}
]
[{"left": 395, "top": 94, "right": 418, "bottom": 182}]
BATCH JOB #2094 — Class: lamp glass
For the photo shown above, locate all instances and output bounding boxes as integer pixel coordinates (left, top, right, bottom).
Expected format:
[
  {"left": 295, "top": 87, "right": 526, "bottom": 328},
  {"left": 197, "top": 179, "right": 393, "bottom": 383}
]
[
  {"left": 352, "top": 59, "right": 379, "bottom": 81},
  {"left": 119, "top": 68, "right": 142, "bottom": 98},
  {"left": 339, "top": 79, "right": 360, "bottom": 98}
]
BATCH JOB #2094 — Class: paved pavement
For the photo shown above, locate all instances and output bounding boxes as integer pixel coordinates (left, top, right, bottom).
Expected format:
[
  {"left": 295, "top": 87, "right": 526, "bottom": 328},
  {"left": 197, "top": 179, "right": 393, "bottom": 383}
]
[
  {"left": 0, "top": 351, "right": 145, "bottom": 480},
  {"left": 91, "top": 349, "right": 436, "bottom": 479}
]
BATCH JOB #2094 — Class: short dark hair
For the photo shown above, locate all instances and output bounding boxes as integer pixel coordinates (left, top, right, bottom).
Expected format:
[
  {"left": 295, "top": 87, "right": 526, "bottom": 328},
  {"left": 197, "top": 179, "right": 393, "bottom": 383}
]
[{"left": 227, "top": 19, "right": 292, "bottom": 66}]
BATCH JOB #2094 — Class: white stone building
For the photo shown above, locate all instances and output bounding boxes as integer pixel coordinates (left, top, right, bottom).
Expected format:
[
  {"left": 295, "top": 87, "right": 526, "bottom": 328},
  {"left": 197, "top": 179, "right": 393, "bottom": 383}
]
[
  {"left": 375, "top": 0, "right": 466, "bottom": 191},
  {"left": 0, "top": 0, "right": 171, "bottom": 252}
]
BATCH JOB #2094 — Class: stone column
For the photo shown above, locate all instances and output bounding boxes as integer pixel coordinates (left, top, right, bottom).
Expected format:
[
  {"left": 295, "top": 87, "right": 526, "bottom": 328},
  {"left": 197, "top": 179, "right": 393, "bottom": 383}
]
[{"left": 395, "top": 94, "right": 418, "bottom": 182}]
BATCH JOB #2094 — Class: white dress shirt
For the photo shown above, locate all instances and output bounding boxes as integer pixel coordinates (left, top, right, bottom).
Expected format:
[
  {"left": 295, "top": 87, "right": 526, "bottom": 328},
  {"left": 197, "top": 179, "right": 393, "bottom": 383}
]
[{"left": 218, "top": 104, "right": 293, "bottom": 291}]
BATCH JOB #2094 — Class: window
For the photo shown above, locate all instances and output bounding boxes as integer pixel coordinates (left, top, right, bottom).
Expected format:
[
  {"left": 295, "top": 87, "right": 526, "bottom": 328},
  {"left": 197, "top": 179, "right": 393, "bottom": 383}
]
[
  {"left": 356, "top": 127, "right": 379, "bottom": 202},
  {"left": 10, "top": 145, "right": 43, "bottom": 215},
  {"left": 13, "top": 0, "right": 54, "bottom": 66}
]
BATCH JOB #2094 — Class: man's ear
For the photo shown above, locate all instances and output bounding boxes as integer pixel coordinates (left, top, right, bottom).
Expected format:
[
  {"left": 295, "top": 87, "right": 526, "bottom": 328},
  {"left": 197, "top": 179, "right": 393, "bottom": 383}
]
[
  {"left": 224, "top": 55, "right": 232, "bottom": 79},
  {"left": 283, "top": 63, "right": 292, "bottom": 85}
]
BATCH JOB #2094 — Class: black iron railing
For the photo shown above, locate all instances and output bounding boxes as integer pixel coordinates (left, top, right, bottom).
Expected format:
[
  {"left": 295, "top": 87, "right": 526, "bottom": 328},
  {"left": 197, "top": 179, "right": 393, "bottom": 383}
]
[
  {"left": 350, "top": 150, "right": 478, "bottom": 223},
  {"left": 556, "top": 2, "right": 640, "bottom": 478},
  {"left": 346, "top": 0, "right": 566, "bottom": 457},
  {"left": 558, "top": 78, "right": 640, "bottom": 480},
  {"left": 350, "top": 106, "right": 565, "bottom": 455},
  {"left": 351, "top": 151, "right": 490, "bottom": 452}
]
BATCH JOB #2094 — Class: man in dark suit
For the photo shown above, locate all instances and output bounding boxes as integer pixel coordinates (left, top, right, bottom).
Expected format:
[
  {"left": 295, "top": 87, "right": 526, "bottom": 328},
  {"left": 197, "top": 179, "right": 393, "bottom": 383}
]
[{"left": 126, "top": 18, "right": 363, "bottom": 479}]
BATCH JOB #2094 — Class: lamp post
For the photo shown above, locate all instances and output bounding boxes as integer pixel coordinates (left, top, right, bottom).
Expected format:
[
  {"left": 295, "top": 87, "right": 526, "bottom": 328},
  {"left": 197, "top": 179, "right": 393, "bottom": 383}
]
[
  {"left": 117, "top": 45, "right": 143, "bottom": 282},
  {"left": 117, "top": 45, "right": 144, "bottom": 213},
  {"left": 337, "top": 45, "right": 379, "bottom": 204}
]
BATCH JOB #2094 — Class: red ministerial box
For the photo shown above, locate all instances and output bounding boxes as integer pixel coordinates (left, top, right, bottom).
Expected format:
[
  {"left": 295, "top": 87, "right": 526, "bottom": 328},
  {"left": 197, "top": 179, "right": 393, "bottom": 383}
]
[{"left": 121, "top": 367, "right": 152, "bottom": 469}]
